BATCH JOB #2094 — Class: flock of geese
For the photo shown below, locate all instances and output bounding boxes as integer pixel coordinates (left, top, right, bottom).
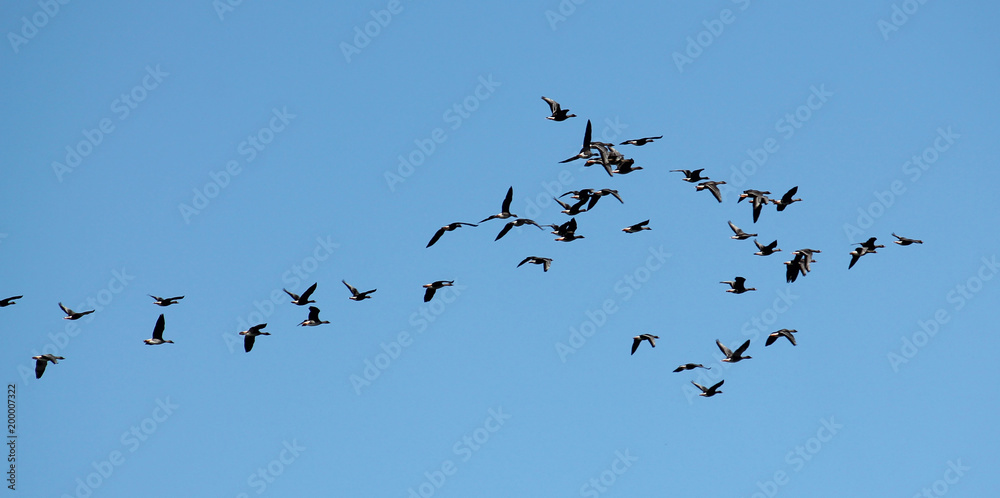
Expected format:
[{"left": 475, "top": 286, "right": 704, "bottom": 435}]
[
  {"left": 538, "top": 96, "right": 923, "bottom": 398},
  {"left": 10, "top": 96, "right": 923, "bottom": 393}
]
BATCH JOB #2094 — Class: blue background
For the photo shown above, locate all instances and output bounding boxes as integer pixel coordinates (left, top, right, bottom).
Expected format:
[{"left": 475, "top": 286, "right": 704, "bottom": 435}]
[{"left": 2, "top": 1, "right": 998, "bottom": 496}]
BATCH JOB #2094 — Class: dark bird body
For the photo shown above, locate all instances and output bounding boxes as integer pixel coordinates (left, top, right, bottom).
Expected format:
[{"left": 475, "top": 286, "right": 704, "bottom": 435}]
[
  {"left": 696, "top": 181, "right": 726, "bottom": 203},
  {"left": 765, "top": 329, "right": 797, "bottom": 346},
  {"left": 59, "top": 302, "right": 94, "bottom": 320},
  {"left": 284, "top": 282, "right": 317, "bottom": 306},
  {"left": 541, "top": 96, "right": 576, "bottom": 121},
  {"left": 480, "top": 187, "right": 517, "bottom": 223},
  {"left": 343, "top": 280, "right": 376, "bottom": 300},
  {"left": 631, "top": 334, "right": 658, "bottom": 355},
  {"left": 144, "top": 314, "right": 174, "bottom": 344},
  {"left": 239, "top": 323, "right": 270, "bottom": 352},
  {"left": 298, "top": 306, "right": 330, "bottom": 326},
  {"left": 692, "top": 380, "right": 724, "bottom": 397},
  {"left": 620, "top": 136, "right": 662, "bottom": 146},
  {"left": 32, "top": 354, "right": 64, "bottom": 378},
  {"left": 518, "top": 257, "right": 552, "bottom": 272},
  {"left": 427, "top": 222, "right": 477, "bottom": 248},
  {"left": 149, "top": 295, "right": 184, "bottom": 306},
  {"left": 717, "top": 339, "right": 752, "bottom": 362},
  {"left": 423, "top": 280, "right": 454, "bottom": 302}
]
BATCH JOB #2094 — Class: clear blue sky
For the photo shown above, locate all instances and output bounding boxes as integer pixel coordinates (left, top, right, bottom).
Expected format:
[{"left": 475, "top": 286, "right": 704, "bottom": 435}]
[{"left": 2, "top": 1, "right": 998, "bottom": 496}]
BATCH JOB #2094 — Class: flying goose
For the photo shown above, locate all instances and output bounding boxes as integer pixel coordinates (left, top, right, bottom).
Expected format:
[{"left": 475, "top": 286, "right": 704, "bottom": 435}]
[
  {"left": 541, "top": 96, "right": 576, "bottom": 121},
  {"left": 692, "top": 380, "right": 724, "bottom": 397},
  {"left": 772, "top": 186, "right": 802, "bottom": 211},
  {"left": 588, "top": 189, "right": 624, "bottom": 209},
  {"left": 792, "top": 249, "right": 823, "bottom": 275},
  {"left": 631, "top": 334, "right": 659, "bottom": 355},
  {"left": 549, "top": 217, "right": 584, "bottom": 242},
  {"left": 720, "top": 277, "right": 756, "bottom": 294},
  {"left": 611, "top": 159, "right": 642, "bottom": 175},
  {"left": 848, "top": 246, "right": 873, "bottom": 270},
  {"left": 239, "top": 323, "right": 270, "bottom": 352},
  {"left": 298, "top": 306, "right": 330, "bottom": 326},
  {"left": 622, "top": 220, "right": 651, "bottom": 233},
  {"left": 695, "top": 181, "right": 726, "bottom": 203},
  {"left": 620, "top": 136, "right": 662, "bottom": 146},
  {"left": 555, "top": 231, "right": 585, "bottom": 242},
  {"left": 59, "top": 302, "right": 94, "bottom": 320},
  {"left": 423, "top": 280, "right": 454, "bottom": 302},
  {"left": 717, "top": 339, "right": 752, "bottom": 362},
  {"left": 567, "top": 188, "right": 622, "bottom": 210},
  {"left": 149, "top": 295, "right": 184, "bottom": 306},
  {"left": 728, "top": 221, "right": 756, "bottom": 240},
  {"left": 479, "top": 186, "right": 518, "bottom": 223},
  {"left": 670, "top": 169, "right": 708, "bottom": 183},
  {"left": 849, "top": 238, "right": 884, "bottom": 269},
  {"left": 427, "top": 222, "right": 477, "bottom": 248},
  {"left": 548, "top": 217, "right": 577, "bottom": 236},
  {"left": 892, "top": 233, "right": 923, "bottom": 245},
  {"left": 856, "top": 237, "right": 885, "bottom": 252},
  {"left": 284, "top": 282, "right": 317, "bottom": 306},
  {"left": 32, "top": 354, "right": 64, "bottom": 379},
  {"left": 737, "top": 189, "right": 771, "bottom": 203},
  {"left": 342, "top": 280, "right": 376, "bottom": 301},
  {"left": 765, "top": 329, "right": 797, "bottom": 346},
  {"left": 784, "top": 252, "right": 811, "bottom": 283},
  {"left": 553, "top": 196, "right": 588, "bottom": 215},
  {"left": 753, "top": 239, "right": 781, "bottom": 256},
  {"left": 673, "top": 363, "right": 711, "bottom": 372},
  {"left": 0, "top": 295, "right": 22, "bottom": 307},
  {"left": 144, "top": 314, "right": 174, "bottom": 344},
  {"left": 517, "top": 256, "right": 552, "bottom": 272},
  {"left": 737, "top": 189, "right": 771, "bottom": 223},
  {"left": 561, "top": 189, "right": 594, "bottom": 202},
  {"left": 784, "top": 255, "right": 804, "bottom": 283},
  {"left": 750, "top": 193, "right": 770, "bottom": 223},
  {"left": 793, "top": 249, "right": 821, "bottom": 273},
  {"left": 496, "top": 218, "right": 544, "bottom": 241}
]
